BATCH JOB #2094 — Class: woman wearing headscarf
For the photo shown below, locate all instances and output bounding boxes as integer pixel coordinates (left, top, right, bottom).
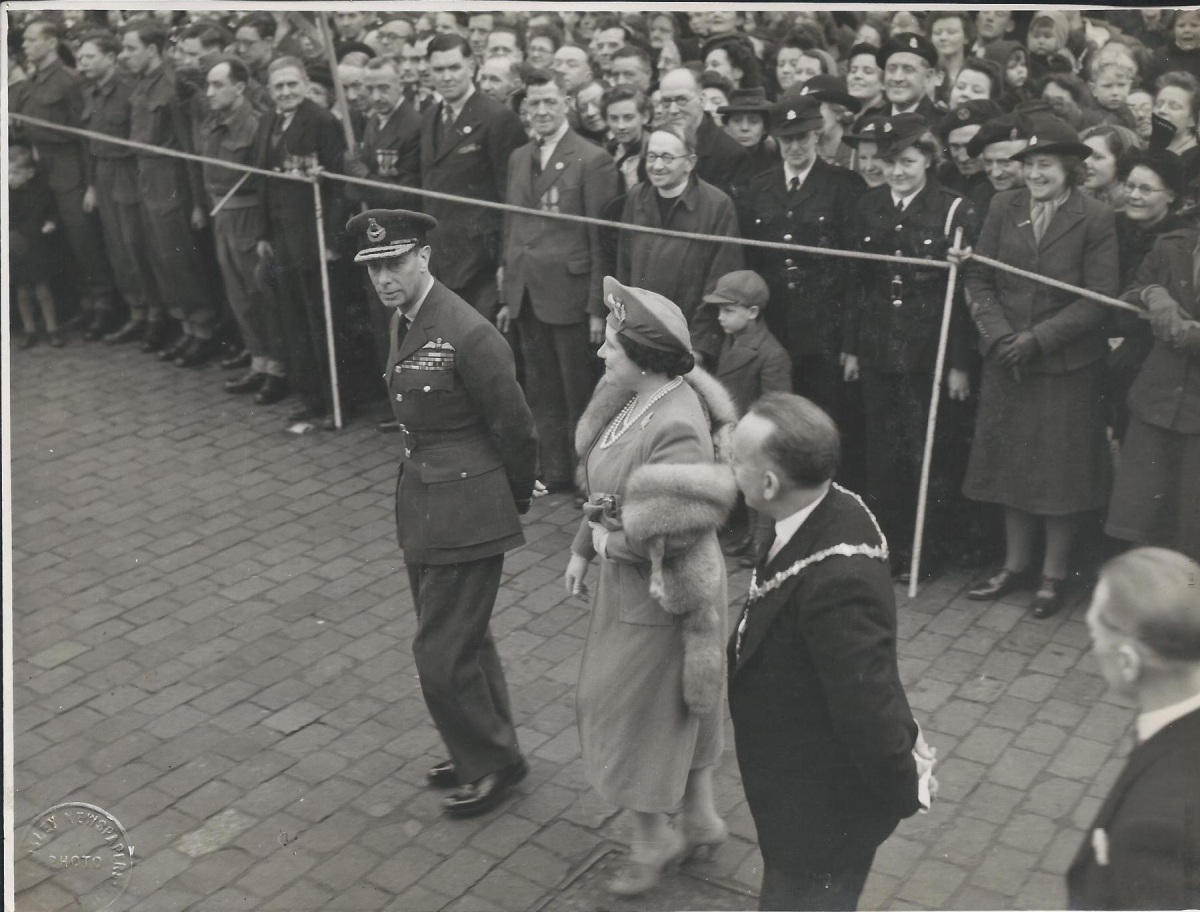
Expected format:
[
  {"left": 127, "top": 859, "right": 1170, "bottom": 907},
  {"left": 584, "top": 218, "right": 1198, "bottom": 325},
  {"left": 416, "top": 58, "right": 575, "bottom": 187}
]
[
  {"left": 958, "top": 120, "right": 1120, "bottom": 617},
  {"left": 565, "top": 277, "right": 737, "bottom": 895}
]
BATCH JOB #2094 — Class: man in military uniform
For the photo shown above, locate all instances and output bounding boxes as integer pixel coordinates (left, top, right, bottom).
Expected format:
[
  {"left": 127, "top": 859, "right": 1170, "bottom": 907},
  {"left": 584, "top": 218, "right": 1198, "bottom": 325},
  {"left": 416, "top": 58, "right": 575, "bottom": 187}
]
[
  {"left": 120, "top": 19, "right": 217, "bottom": 363},
  {"left": 12, "top": 18, "right": 116, "bottom": 337},
  {"left": 347, "top": 208, "right": 539, "bottom": 817},
  {"left": 742, "top": 93, "right": 868, "bottom": 487},
  {"left": 877, "top": 34, "right": 943, "bottom": 121}
]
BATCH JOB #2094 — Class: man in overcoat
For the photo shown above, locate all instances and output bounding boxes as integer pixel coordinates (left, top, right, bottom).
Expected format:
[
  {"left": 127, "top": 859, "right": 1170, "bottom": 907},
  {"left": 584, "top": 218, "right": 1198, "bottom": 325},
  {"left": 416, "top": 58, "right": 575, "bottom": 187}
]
[
  {"left": 347, "top": 208, "right": 538, "bottom": 817},
  {"left": 728, "top": 393, "right": 926, "bottom": 911},
  {"left": 500, "top": 68, "right": 617, "bottom": 493},
  {"left": 419, "top": 34, "right": 528, "bottom": 320},
  {"left": 1069, "top": 547, "right": 1200, "bottom": 909}
]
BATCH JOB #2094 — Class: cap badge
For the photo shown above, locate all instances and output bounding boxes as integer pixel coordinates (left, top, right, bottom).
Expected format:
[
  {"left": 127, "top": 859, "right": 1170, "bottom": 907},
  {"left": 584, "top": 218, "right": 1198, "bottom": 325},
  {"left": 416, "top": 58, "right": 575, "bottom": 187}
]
[
  {"left": 366, "top": 218, "right": 386, "bottom": 243},
  {"left": 1029, "top": 134, "right": 1038, "bottom": 145},
  {"left": 957, "top": 107, "right": 970, "bottom": 120},
  {"left": 883, "top": 121, "right": 893, "bottom": 133},
  {"left": 606, "top": 293, "right": 627, "bottom": 325},
  {"left": 800, "top": 86, "right": 810, "bottom": 95},
  {"left": 1010, "top": 127, "right": 1020, "bottom": 140},
  {"left": 909, "top": 36, "right": 919, "bottom": 48},
  {"left": 786, "top": 109, "right": 797, "bottom": 121}
]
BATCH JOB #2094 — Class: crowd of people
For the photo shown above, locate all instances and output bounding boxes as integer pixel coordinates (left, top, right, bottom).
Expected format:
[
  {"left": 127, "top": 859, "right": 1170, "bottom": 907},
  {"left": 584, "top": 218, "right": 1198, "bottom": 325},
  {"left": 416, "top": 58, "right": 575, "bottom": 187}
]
[{"left": 7, "top": 7, "right": 1200, "bottom": 598}]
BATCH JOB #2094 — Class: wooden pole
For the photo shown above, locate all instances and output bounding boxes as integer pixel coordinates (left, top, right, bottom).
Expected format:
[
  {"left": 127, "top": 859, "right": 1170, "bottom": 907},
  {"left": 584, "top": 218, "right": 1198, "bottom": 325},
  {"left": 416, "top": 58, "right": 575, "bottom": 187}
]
[
  {"left": 909, "top": 227, "right": 964, "bottom": 599},
  {"left": 311, "top": 179, "right": 343, "bottom": 430},
  {"left": 317, "top": 11, "right": 356, "bottom": 154}
]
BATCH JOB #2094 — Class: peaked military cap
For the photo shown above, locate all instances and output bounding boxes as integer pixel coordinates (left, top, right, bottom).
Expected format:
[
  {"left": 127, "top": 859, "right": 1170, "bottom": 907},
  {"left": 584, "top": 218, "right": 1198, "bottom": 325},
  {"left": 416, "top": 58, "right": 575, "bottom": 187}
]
[
  {"left": 768, "top": 93, "right": 824, "bottom": 136},
  {"left": 794, "top": 74, "right": 861, "bottom": 113},
  {"left": 876, "top": 32, "right": 938, "bottom": 69},
  {"left": 603, "top": 276, "right": 692, "bottom": 354},
  {"left": 965, "top": 113, "right": 1031, "bottom": 158},
  {"left": 346, "top": 209, "right": 438, "bottom": 263}
]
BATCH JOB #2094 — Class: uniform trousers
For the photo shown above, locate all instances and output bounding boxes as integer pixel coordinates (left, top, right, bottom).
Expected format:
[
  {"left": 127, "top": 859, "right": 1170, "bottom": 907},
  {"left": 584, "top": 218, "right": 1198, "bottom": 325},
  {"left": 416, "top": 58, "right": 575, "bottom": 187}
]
[
  {"left": 52, "top": 182, "right": 114, "bottom": 308},
  {"left": 212, "top": 204, "right": 284, "bottom": 373},
  {"left": 759, "top": 846, "right": 878, "bottom": 912},
  {"left": 406, "top": 554, "right": 521, "bottom": 783},
  {"left": 861, "top": 368, "right": 960, "bottom": 562},
  {"left": 791, "top": 351, "right": 865, "bottom": 492},
  {"left": 268, "top": 217, "right": 333, "bottom": 413},
  {"left": 93, "top": 158, "right": 154, "bottom": 320},
  {"left": 136, "top": 157, "right": 214, "bottom": 337},
  {"left": 516, "top": 301, "right": 596, "bottom": 487}
]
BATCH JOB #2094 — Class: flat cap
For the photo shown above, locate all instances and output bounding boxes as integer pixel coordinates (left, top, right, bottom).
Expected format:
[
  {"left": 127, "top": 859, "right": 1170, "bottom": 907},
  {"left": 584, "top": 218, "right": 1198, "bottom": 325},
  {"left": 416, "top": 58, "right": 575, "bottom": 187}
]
[
  {"left": 704, "top": 270, "right": 769, "bottom": 309},
  {"left": 769, "top": 93, "right": 824, "bottom": 136},
  {"left": 876, "top": 32, "right": 938, "bottom": 69},
  {"left": 603, "top": 276, "right": 692, "bottom": 354},
  {"left": 345, "top": 209, "right": 437, "bottom": 263}
]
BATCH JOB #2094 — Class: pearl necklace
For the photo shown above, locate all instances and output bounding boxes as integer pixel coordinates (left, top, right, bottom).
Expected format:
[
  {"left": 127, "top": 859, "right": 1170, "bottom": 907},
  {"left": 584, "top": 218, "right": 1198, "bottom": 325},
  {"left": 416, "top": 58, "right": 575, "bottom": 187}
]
[{"left": 599, "top": 377, "right": 683, "bottom": 448}]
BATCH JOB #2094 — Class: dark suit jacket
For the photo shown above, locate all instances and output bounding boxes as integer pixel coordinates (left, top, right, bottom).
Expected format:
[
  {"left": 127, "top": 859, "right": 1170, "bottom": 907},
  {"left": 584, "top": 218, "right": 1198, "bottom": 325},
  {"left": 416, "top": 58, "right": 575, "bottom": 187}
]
[
  {"left": 728, "top": 485, "right": 921, "bottom": 869},
  {"left": 964, "top": 187, "right": 1119, "bottom": 373},
  {"left": 386, "top": 280, "right": 538, "bottom": 565},
  {"left": 715, "top": 319, "right": 792, "bottom": 415},
  {"left": 697, "top": 113, "right": 750, "bottom": 206},
  {"left": 744, "top": 158, "right": 868, "bottom": 355},
  {"left": 253, "top": 98, "right": 346, "bottom": 266},
  {"left": 345, "top": 100, "right": 422, "bottom": 210},
  {"left": 849, "top": 181, "right": 978, "bottom": 374},
  {"left": 419, "top": 89, "right": 529, "bottom": 290},
  {"left": 1067, "top": 705, "right": 1200, "bottom": 910},
  {"left": 503, "top": 128, "right": 618, "bottom": 324}
]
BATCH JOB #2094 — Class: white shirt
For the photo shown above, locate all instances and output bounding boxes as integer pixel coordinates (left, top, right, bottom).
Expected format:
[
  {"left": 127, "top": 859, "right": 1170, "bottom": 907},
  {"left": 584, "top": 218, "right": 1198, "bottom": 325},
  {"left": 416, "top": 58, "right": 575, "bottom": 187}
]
[
  {"left": 445, "top": 84, "right": 475, "bottom": 123},
  {"left": 891, "top": 188, "right": 921, "bottom": 211},
  {"left": 1137, "top": 690, "right": 1200, "bottom": 744},
  {"left": 767, "top": 487, "right": 830, "bottom": 563},
  {"left": 537, "top": 120, "right": 570, "bottom": 168},
  {"left": 783, "top": 158, "right": 816, "bottom": 192}
]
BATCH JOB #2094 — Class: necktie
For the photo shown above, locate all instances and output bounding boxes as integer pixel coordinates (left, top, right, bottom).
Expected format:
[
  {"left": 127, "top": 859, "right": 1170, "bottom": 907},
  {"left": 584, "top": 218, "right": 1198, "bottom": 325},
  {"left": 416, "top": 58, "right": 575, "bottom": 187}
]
[
  {"left": 756, "top": 533, "right": 778, "bottom": 577},
  {"left": 532, "top": 137, "right": 545, "bottom": 177},
  {"left": 1031, "top": 200, "right": 1051, "bottom": 244},
  {"left": 788, "top": 176, "right": 800, "bottom": 193},
  {"left": 395, "top": 314, "right": 411, "bottom": 351},
  {"left": 895, "top": 197, "right": 905, "bottom": 213},
  {"left": 440, "top": 105, "right": 456, "bottom": 149}
]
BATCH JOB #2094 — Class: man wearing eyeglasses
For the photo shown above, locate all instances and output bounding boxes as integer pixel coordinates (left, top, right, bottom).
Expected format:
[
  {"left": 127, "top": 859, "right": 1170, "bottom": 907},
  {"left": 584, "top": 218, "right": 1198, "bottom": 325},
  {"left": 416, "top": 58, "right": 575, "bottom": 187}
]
[
  {"left": 658, "top": 67, "right": 749, "bottom": 205},
  {"left": 1069, "top": 547, "right": 1200, "bottom": 910}
]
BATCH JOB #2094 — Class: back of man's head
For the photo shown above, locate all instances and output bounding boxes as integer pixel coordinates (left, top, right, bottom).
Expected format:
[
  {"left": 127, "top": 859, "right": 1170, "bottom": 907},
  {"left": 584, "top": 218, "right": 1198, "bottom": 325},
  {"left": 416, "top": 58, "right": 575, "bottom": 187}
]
[
  {"left": 1096, "top": 548, "right": 1200, "bottom": 664},
  {"left": 749, "top": 393, "right": 840, "bottom": 489}
]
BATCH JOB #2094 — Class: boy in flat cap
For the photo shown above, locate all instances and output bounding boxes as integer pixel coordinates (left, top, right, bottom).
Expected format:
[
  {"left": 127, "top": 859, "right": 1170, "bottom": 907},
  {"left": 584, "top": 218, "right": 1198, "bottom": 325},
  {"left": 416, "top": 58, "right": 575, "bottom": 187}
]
[{"left": 347, "top": 208, "right": 538, "bottom": 817}]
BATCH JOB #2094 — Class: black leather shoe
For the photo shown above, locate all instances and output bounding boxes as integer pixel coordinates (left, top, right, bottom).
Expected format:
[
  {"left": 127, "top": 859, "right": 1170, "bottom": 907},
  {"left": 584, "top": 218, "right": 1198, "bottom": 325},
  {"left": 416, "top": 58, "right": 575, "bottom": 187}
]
[
  {"left": 141, "top": 322, "right": 170, "bottom": 353},
  {"left": 225, "top": 372, "right": 266, "bottom": 394},
  {"left": 426, "top": 760, "right": 457, "bottom": 789},
  {"left": 442, "top": 759, "right": 528, "bottom": 818},
  {"left": 220, "top": 349, "right": 251, "bottom": 370},
  {"left": 82, "top": 313, "right": 108, "bottom": 341},
  {"left": 967, "top": 567, "right": 1034, "bottom": 601},
  {"left": 106, "top": 319, "right": 144, "bottom": 344},
  {"left": 49, "top": 330, "right": 65, "bottom": 348},
  {"left": 1032, "top": 577, "right": 1067, "bottom": 618},
  {"left": 176, "top": 336, "right": 219, "bottom": 367},
  {"left": 254, "top": 376, "right": 289, "bottom": 405},
  {"left": 157, "top": 334, "right": 191, "bottom": 361},
  {"left": 377, "top": 419, "right": 401, "bottom": 433}
]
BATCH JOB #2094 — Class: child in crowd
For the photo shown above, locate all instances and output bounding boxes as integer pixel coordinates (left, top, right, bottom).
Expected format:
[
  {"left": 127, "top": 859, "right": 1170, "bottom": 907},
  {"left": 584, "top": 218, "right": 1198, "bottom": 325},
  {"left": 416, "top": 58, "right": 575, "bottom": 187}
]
[
  {"left": 1089, "top": 59, "right": 1139, "bottom": 129},
  {"left": 984, "top": 40, "right": 1033, "bottom": 102},
  {"left": 9, "top": 142, "right": 62, "bottom": 349},
  {"left": 1027, "top": 11, "right": 1077, "bottom": 82},
  {"left": 708, "top": 270, "right": 791, "bottom": 565}
]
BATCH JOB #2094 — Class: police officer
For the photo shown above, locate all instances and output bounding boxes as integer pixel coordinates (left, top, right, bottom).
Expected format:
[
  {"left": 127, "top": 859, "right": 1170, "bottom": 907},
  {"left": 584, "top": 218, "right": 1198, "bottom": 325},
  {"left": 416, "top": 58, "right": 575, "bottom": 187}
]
[
  {"left": 119, "top": 19, "right": 217, "bottom": 363},
  {"left": 347, "top": 208, "right": 538, "bottom": 817},
  {"left": 742, "top": 92, "right": 868, "bottom": 487},
  {"left": 844, "top": 113, "right": 978, "bottom": 582},
  {"left": 12, "top": 18, "right": 116, "bottom": 337}
]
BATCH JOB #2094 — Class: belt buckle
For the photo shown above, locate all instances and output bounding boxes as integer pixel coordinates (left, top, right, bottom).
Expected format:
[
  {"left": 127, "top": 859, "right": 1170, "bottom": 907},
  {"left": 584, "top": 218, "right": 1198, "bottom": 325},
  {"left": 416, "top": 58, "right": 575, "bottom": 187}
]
[{"left": 400, "top": 425, "right": 412, "bottom": 459}]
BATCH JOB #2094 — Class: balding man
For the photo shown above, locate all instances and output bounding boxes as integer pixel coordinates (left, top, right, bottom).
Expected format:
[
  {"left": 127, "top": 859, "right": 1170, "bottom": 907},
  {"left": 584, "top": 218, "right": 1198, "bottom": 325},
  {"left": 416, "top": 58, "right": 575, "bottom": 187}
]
[
  {"left": 1070, "top": 548, "right": 1200, "bottom": 910},
  {"left": 658, "top": 66, "right": 749, "bottom": 204},
  {"left": 478, "top": 57, "right": 523, "bottom": 108}
]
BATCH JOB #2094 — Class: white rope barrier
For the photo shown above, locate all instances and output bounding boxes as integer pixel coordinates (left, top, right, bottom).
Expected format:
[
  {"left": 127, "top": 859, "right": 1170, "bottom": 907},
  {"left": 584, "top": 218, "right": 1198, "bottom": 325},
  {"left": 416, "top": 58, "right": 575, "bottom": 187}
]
[{"left": 970, "top": 251, "right": 1142, "bottom": 314}]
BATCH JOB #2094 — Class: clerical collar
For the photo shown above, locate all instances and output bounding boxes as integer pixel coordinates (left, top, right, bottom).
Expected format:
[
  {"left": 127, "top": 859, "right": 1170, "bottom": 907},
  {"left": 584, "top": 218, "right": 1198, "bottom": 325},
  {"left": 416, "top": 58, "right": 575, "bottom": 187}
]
[{"left": 1137, "top": 690, "right": 1200, "bottom": 744}]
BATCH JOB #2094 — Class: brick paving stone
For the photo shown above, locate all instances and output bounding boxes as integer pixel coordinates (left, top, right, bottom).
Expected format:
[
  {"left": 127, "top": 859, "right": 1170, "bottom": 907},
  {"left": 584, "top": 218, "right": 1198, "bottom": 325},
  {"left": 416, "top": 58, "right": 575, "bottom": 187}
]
[
  {"left": 1047, "top": 736, "right": 1113, "bottom": 781},
  {"left": 1014, "top": 721, "right": 1070, "bottom": 755},
  {"left": 962, "top": 783, "right": 1026, "bottom": 825},
  {"left": 989, "top": 747, "right": 1051, "bottom": 789},
  {"left": 236, "top": 848, "right": 319, "bottom": 897},
  {"left": 896, "top": 859, "right": 966, "bottom": 907},
  {"left": 171, "top": 848, "right": 257, "bottom": 894},
  {"left": 366, "top": 845, "right": 444, "bottom": 894},
  {"left": 260, "top": 879, "right": 336, "bottom": 912},
  {"left": 471, "top": 815, "right": 542, "bottom": 859},
  {"left": 968, "top": 845, "right": 1037, "bottom": 896},
  {"left": 953, "top": 726, "right": 1013, "bottom": 764},
  {"left": 501, "top": 843, "right": 571, "bottom": 889},
  {"left": 998, "top": 812, "right": 1058, "bottom": 854},
  {"left": 929, "top": 816, "right": 996, "bottom": 866},
  {"left": 1024, "top": 777, "right": 1087, "bottom": 820},
  {"left": 872, "top": 836, "right": 926, "bottom": 878}
]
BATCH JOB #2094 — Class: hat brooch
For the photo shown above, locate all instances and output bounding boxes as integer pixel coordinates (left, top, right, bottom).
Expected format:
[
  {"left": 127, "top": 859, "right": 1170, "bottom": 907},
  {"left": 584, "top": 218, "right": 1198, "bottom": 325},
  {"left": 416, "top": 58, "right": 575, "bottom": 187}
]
[
  {"left": 883, "top": 121, "right": 893, "bottom": 133},
  {"left": 607, "top": 293, "right": 627, "bottom": 324},
  {"left": 367, "top": 218, "right": 386, "bottom": 243},
  {"left": 909, "top": 36, "right": 919, "bottom": 48},
  {"left": 957, "top": 107, "right": 970, "bottom": 120},
  {"left": 787, "top": 109, "right": 797, "bottom": 120}
]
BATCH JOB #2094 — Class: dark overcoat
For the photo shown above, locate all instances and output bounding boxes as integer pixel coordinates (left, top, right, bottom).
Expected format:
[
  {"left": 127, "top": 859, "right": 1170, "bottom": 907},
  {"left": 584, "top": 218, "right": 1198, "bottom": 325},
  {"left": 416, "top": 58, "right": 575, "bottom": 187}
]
[
  {"left": 386, "top": 280, "right": 537, "bottom": 565},
  {"left": 1067, "top": 706, "right": 1200, "bottom": 910},
  {"left": 714, "top": 318, "right": 792, "bottom": 415},
  {"left": 728, "top": 485, "right": 921, "bottom": 872},
  {"left": 345, "top": 99, "right": 423, "bottom": 210}
]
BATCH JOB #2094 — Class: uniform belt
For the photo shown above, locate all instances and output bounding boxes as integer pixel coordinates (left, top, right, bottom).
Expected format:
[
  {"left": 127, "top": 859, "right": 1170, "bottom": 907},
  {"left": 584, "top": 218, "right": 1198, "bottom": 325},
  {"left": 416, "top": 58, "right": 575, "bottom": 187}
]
[{"left": 399, "top": 425, "right": 489, "bottom": 452}]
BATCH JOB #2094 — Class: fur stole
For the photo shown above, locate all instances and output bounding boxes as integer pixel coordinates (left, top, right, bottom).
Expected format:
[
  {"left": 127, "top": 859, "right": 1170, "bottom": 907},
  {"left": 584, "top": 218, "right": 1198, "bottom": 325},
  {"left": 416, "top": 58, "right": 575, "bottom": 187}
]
[{"left": 576, "top": 368, "right": 739, "bottom": 714}]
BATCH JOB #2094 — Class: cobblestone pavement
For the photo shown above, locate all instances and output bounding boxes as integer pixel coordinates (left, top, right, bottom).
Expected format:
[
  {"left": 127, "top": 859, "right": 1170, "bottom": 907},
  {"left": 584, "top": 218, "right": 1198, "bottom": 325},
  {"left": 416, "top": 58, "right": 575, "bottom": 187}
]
[{"left": 11, "top": 339, "right": 1135, "bottom": 912}]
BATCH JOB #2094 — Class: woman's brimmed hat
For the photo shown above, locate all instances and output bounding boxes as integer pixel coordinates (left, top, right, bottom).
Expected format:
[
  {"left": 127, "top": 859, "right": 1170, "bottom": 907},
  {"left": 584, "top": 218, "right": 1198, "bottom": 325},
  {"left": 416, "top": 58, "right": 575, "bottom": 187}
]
[
  {"left": 1119, "top": 148, "right": 1187, "bottom": 196},
  {"left": 602, "top": 276, "right": 692, "bottom": 354},
  {"left": 717, "top": 87, "right": 771, "bottom": 116},
  {"left": 843, "top": 115, "right": 887, "bottom": 148},
  {"left": 794, "top": 75, "right": 861, "bottom": 113},
  {"left": 874, "top": 112, "right": 931, "bottom": 157},
  {"left": 1006, "top": 118, "right": 1093, "bottom": 161}
]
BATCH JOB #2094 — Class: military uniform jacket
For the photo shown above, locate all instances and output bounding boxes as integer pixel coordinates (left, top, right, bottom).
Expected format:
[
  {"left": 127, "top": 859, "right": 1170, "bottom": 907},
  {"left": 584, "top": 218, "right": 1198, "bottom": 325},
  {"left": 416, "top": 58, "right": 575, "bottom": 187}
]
[
  {"left": 82, "top": 72, "right": 138, "bottom": 203},
  {"left": 1067, "top": 706, "right": 1200, "bottom": 910},
  {"left": 198, "top": 100, "right": 261, "bottom": 209},
  {"left": 503, "top": 128, "right": 619, "bottom": 323},
  {"left": 728, "top": 486, "right": 920, "bottom": 866},
  {"left": 128, "top": 64, "right": 205, "bottom": 205},
  {"left": 848, "top": 181, "right": 978, "bottom": 374},
  {"left": 744, "top": 158, "right": 867, "bottom": 356},
  {"left": 386, "top": 280, "right": 538, "bottom": 565},
  {"left": 419, "top": 89, "right": 529, "bottom": 290},
  {"left": 10, "top": 60, "right": 86, "bottom": 193},
  {"left": 345, "top": 100, "right": 422, "bottom": 210}
]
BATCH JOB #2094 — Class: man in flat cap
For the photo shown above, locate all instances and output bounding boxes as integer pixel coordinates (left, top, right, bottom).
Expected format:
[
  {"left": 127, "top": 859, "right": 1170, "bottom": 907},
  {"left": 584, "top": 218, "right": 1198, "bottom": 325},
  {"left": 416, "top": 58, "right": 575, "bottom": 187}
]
[
  {"left": 347, "top": 208, "right": 538, "bottom": 817},
  {"left": 1070, "top": 548, "right": 1200, "bottom": 909},
  {"left": 877, "top": 33, "right": 942, "bottom": 121}
]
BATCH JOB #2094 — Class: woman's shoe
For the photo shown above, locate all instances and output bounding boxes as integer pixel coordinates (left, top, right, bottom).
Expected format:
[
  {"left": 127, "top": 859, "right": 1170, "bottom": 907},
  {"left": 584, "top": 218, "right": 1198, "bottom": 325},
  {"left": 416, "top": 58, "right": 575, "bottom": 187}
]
[
  {"left": 967, "top": 567, "right": 1033, "bottom": 601},
  {"left": 1032, "top": 577, "right": 1067, "bottom": 618},
  {"left": 682, "top": 818, "right": 729, "bottom": 862},
  {"left": 607, "top": 828, "right": 686, "bottom": 897}
]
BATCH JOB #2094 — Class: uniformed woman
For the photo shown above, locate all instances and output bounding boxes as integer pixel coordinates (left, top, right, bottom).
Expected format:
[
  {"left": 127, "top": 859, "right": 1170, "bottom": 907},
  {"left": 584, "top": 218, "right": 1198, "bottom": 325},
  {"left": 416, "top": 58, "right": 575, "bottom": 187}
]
[
  {"left": 564, "top": 278, "right": 737, "bottom": 896},
  {"left": 958, "top": 120, "right": 1120, "bottom": 616},
  {"left": 844, "top": 112, "right": 977, "bottom": 582}
]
